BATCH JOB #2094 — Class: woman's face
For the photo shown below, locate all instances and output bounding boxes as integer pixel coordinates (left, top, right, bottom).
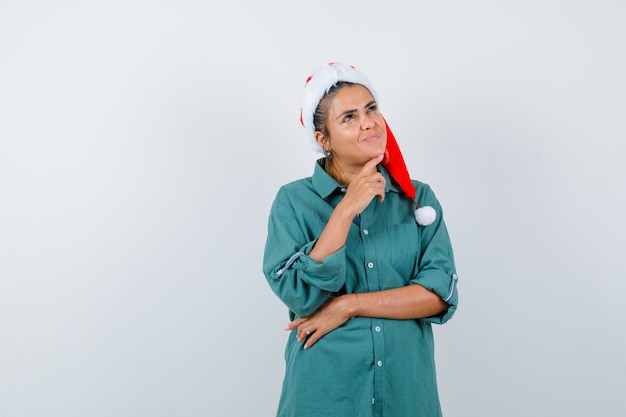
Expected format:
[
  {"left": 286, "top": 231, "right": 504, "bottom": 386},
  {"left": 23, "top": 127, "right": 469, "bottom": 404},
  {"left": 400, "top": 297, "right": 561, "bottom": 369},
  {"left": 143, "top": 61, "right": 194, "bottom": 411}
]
[{"left": 320, "top": 84, "right": 387, "bottom": 168}]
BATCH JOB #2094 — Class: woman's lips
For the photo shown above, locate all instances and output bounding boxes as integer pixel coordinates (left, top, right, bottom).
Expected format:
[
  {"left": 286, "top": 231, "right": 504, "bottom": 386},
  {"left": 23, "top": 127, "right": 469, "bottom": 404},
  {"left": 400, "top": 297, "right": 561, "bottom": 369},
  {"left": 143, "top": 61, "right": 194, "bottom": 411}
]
[{"left": 362, "top": 132, "right": 380, "bottom": 142}]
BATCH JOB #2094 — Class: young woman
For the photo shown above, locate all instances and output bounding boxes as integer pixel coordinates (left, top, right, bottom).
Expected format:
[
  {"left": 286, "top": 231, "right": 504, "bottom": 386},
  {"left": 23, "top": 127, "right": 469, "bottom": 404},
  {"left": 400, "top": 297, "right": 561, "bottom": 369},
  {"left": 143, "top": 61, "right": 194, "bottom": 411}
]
[{"left": 263, "top": 62, "right": 459, "bottom": 417}]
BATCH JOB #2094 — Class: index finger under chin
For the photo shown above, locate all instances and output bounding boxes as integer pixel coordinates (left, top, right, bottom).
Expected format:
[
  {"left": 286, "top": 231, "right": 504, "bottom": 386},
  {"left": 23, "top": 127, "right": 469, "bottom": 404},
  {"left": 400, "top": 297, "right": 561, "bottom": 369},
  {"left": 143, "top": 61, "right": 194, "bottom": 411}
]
[{"left": 359, "top": 154, "right": 384, "bottom": 176}]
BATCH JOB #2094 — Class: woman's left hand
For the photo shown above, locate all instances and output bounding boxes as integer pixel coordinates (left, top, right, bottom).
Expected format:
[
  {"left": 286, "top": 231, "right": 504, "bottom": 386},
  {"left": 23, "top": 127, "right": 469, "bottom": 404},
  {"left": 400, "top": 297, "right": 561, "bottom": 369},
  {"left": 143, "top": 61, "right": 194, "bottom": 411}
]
[{"left": 285, "top": 295, "right": 354, "bottom": 349}]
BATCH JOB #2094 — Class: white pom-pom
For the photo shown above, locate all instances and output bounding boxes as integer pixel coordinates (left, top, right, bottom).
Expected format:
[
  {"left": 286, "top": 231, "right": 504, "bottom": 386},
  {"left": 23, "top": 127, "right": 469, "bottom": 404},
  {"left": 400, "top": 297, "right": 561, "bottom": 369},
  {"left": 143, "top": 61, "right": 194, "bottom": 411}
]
[{"left": 414, "top": 206, "right": 436, "bottom": 226}]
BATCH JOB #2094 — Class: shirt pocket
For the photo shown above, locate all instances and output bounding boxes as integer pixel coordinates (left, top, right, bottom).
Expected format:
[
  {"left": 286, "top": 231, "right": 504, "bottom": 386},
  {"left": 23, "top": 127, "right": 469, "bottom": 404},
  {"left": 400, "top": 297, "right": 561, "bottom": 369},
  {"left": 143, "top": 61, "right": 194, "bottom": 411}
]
[{"left": 385, "top": 223, "right": 420, "bottom": 286}]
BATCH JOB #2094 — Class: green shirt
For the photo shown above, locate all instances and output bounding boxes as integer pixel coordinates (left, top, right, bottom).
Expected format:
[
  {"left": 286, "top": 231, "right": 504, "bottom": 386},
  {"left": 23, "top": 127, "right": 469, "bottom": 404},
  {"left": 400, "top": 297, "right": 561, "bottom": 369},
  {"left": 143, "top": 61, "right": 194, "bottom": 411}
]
[{"left": 263, "top": 160, "right": 458, "bottom": 417}]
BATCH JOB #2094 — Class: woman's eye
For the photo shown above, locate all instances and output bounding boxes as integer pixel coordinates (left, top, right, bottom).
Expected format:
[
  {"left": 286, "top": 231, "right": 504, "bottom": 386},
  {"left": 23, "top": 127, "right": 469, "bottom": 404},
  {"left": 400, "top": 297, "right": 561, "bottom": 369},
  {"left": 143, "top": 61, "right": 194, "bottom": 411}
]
[
  {"left": 368, "top": 105, "right": 378, "bottom": 113},
  {"left": 343, "top": 114, "right": 354, "bottom": 122}
]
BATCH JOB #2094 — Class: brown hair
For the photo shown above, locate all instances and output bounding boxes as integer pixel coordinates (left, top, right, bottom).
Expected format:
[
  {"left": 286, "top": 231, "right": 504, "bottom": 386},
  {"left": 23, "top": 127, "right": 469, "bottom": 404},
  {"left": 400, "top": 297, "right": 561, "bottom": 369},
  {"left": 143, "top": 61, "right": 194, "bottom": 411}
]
[
  {"left": 313, "top": 81, "right": 355, "bottom": 140},
  {"left": 313, "top": 82, "right": 358, "bottom": 176}
]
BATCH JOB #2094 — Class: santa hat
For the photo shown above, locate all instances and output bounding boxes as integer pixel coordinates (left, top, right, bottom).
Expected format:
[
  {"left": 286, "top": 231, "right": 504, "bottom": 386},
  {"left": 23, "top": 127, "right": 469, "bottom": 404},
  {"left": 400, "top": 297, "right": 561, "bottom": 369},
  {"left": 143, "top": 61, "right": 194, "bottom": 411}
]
[{"left": 300, "top": 62, "right": 436, "bottom": 226}]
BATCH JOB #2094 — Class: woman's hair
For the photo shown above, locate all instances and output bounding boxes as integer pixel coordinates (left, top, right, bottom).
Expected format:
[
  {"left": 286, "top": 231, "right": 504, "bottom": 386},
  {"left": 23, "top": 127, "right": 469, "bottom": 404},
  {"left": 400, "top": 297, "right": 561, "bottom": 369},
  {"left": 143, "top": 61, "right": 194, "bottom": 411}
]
[
  {"left": 315, "top": 81, "right": 370, "bottom": 176},
  {"left": 313, "top": 81, "right": 355, "bottom": 139}
]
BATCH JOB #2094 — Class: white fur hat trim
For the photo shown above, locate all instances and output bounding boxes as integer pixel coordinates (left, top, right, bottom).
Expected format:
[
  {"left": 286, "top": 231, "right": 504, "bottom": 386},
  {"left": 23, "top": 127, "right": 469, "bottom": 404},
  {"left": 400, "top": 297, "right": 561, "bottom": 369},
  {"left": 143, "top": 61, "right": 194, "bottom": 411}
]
[{"left": 300, "top": 62, "right": 379, "bottom": 153}]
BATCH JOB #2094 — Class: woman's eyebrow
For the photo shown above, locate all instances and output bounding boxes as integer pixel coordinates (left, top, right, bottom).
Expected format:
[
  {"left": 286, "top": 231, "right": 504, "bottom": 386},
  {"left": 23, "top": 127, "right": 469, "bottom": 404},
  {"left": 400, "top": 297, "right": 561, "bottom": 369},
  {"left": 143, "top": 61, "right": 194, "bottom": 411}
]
[{"left": 335, "top": 100, "right": 377, "bottom": 120}]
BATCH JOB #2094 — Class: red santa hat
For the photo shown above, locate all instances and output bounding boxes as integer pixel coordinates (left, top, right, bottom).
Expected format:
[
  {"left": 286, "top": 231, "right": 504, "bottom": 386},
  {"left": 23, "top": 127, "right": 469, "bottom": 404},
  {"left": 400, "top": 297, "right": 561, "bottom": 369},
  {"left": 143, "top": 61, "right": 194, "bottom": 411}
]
[{"left": 300, "top": 62, "right": 436, "bottom": 226}]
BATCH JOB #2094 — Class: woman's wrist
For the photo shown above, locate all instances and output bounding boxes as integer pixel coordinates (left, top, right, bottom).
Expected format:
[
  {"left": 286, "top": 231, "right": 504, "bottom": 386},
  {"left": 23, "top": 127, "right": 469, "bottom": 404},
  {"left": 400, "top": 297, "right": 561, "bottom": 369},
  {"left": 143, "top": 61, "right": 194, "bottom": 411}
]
[
  {"left": 334, "top": 199, "right": 359, "bottom": 223},
  {"left": 346, "top": 293, "right": 359, "bottom": 319}
]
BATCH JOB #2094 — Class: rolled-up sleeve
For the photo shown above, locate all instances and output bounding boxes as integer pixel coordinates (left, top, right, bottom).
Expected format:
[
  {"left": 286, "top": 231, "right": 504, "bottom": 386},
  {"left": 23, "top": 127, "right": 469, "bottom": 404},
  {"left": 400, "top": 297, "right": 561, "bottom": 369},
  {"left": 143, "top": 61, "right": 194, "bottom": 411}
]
[
  {"left": 263, "top": 187, "right": 346, "bottom": 318},
  {"left": 409, "top": 183, "right": 459, "bottom": 325}
]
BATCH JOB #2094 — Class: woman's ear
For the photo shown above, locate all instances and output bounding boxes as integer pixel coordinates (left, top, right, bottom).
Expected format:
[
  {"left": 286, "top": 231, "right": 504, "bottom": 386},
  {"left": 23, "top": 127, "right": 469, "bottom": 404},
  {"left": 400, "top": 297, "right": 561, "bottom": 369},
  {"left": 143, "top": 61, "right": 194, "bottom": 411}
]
[{"left": 314, "top": 131, "right": 329, "bottom": 151}]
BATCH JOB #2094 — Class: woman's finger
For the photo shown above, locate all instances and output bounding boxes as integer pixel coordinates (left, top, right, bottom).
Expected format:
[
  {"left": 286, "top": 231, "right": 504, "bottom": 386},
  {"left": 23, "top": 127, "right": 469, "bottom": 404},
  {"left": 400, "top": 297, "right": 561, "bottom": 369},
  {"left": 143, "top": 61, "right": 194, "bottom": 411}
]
[
  {"left": 303, "top": 326, "right": 326, "bottom": 349},
  {"left": 377, "top": 174, "right": 386, "bottom": 202},
  {"left": 358, "top": 154, "right": 384, "bottom": 178},
  {"left": 284, "top": 317, "right": 307, "bottom": 331},
  {"left": 298, "top": 324, "right": 314, "bottom": 343},
  {"left": 295, "top": 322, "right": 318, "bottom": 342}
]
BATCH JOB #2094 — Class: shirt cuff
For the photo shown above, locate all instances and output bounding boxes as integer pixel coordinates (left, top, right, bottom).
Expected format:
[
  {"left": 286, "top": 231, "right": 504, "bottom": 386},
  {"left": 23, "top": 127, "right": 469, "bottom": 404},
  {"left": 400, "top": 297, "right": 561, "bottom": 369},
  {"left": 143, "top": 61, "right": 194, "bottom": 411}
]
[
  {"left": 412, "top": 272, "right": 459, "bottom": 325},
  {"left": 273, "top": 241, "right": 347, "bottom": 293}
]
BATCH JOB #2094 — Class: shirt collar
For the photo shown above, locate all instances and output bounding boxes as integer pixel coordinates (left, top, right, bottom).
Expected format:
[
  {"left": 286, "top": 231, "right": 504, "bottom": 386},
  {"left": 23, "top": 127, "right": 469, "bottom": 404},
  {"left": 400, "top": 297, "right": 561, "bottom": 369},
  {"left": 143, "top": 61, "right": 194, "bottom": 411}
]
[{"left": 311, "top": 158, "right": 401, "bottom": 199}]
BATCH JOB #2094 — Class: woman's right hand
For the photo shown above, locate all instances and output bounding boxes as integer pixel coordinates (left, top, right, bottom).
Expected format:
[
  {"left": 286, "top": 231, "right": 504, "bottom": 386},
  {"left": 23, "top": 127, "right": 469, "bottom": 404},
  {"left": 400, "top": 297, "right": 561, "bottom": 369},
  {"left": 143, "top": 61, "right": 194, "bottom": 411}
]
[
  {"left": 285, "top": 294, "right": 356, "bottom": 350},
  {"left": 340, "top": 154, "right": 386, "bottom": 216}
]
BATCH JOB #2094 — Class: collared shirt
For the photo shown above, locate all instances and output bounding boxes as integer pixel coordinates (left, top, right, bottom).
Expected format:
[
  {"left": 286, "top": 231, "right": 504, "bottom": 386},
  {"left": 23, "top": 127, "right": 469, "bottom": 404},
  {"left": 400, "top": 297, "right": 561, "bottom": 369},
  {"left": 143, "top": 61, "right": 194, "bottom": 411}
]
[{"left": 263, "top": 159, "right": 458, "bottom": 417}]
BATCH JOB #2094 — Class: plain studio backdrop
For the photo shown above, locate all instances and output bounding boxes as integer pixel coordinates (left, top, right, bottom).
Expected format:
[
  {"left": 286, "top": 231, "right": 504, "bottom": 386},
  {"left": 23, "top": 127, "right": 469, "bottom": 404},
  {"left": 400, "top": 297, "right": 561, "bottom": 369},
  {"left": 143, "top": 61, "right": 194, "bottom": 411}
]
[{"left": 1, "top": 1, "right": 625, "bottom": 416}]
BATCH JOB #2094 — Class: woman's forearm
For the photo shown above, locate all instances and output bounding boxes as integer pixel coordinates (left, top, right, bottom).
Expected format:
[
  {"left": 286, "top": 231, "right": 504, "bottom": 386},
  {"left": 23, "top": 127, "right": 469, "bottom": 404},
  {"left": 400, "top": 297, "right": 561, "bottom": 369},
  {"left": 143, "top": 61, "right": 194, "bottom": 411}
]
[
  {"left": 288, "top": 284, "right": 448, "bottom": 350},
  {"left": 309, "top": 157, "right": 386, "bottom": 263},
  {"left": 346, "top": 284, "right": 448, "bottom": 320},
  {"left": 308, "top": 201, "right": 354, "bottom": 262}
]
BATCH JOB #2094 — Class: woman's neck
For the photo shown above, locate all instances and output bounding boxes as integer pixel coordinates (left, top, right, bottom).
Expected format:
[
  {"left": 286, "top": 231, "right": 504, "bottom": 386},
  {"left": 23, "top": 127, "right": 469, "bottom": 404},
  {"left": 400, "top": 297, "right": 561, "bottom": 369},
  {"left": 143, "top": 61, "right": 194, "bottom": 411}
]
[{"left": 324, "top": 158, "right": 372, "bottom": 186}]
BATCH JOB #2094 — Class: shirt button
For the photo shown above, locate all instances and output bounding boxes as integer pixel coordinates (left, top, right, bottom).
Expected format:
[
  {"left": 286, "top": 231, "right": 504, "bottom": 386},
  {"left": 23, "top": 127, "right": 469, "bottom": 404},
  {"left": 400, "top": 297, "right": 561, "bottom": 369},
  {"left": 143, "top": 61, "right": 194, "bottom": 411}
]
[
  {"left": 377, "top": 360, "right": 383, "bottom": 367},
  {"left": 367, "top": 262, "right": 374, "bottom": 269},
  {"left": 375, "top": 326, "right": 381, "bottom": 332},
  {"left": 340, "top": 188, "right": 347, "bottom": 193},
  {"left": 363, "top": 229, "right": 369, "bottom": 235}
]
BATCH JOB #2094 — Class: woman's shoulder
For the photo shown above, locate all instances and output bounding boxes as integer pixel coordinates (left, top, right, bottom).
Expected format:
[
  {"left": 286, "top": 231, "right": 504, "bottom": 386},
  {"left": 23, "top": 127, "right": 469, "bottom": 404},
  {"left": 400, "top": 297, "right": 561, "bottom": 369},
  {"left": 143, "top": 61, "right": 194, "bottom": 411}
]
[
  {"left": 411, "top": 178, "right": 432, "bottom": 193},
  {"left": 272, "top": 176, "right": 315, "bottom": 201},
  {"left": 269, "top": 177, "right": 316, "bottom": 213},
  {"left": 412, "top": 178, "right": 440, "bottom": 198},
  {"left": 278, "top": 176, "right": 314, "bottom": 192},
  {"left": 411, "top": 179, "right": 447, "bottom": 210}
]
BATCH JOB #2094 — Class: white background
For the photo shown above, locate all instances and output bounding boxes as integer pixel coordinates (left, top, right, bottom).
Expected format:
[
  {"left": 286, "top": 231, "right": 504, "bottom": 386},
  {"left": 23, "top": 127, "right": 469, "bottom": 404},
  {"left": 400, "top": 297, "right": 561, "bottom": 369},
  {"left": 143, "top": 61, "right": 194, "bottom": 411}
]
[{"left": 1, "top": 1, "right": 625, "bottom": 416}]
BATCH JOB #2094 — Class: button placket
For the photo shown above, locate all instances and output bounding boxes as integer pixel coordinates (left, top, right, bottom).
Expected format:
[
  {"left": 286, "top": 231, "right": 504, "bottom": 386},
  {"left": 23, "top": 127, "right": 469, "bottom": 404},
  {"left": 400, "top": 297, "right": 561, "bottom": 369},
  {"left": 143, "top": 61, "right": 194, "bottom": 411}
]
[{"left": 358, "top": 206, "right": 385, "bottom": 414}]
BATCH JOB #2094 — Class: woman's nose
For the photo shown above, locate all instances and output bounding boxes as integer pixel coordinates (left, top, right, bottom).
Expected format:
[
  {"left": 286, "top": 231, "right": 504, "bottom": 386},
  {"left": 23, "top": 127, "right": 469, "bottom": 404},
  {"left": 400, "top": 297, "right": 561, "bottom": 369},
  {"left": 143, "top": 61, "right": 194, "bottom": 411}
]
[{"left": 361, "top": 114, "right": 375, "bottom": 129}]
